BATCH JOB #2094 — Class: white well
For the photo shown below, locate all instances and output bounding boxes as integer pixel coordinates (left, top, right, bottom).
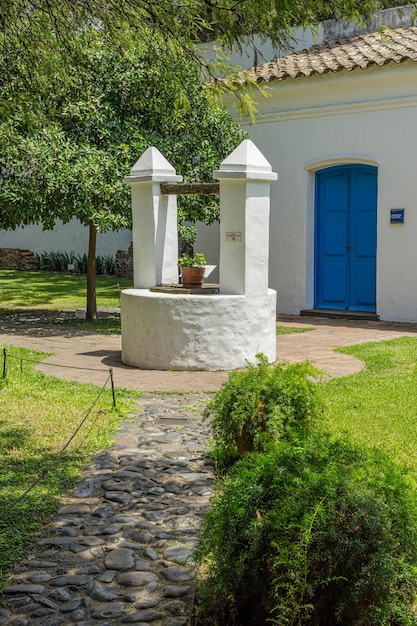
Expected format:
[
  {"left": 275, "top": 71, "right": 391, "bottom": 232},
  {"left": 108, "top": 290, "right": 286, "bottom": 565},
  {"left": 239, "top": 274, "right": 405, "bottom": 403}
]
[
  {"left": 121, "top": 140, "right": 278, "bottom": 371},
  {"left": 121, "top": 289, "right": 277, "bottom": 371}
]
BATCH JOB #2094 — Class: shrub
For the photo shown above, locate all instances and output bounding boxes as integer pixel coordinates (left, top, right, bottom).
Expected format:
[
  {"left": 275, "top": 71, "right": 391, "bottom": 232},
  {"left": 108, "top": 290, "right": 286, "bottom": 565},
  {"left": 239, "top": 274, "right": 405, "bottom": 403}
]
[
  {"left": 195, "top": 436, "right": 417, "bottom": 626},
  {"left": 75, "top": 252, "right": 88, "bottom": 274},
  {"left": 37, "top": 251, "right": 115, "bottom": 274},
  {"left": 102, "top": 254, "right": 115, "bottom": 275},
  {"left": 203, "top": 355, "right": 323, "bottom": 468},
  {"left": 37, "top": 250, "right": 75, "bottom": 271}
]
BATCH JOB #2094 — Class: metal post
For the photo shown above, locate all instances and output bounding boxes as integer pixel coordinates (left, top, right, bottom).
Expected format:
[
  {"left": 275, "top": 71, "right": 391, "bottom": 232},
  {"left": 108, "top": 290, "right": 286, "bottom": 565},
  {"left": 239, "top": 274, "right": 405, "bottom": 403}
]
[
  {"left": 109, "top": 368, "right": 116, "bottom": 408},
  {"left": 2, "top": 347, "right": 6, "bottom": 379}
]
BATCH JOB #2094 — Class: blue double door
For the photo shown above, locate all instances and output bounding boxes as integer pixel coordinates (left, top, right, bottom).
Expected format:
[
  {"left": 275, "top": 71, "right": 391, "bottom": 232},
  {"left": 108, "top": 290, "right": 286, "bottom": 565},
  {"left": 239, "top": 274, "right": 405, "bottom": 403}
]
[{"left": 315, "top": 165, "right": 377, "bottom": 312}]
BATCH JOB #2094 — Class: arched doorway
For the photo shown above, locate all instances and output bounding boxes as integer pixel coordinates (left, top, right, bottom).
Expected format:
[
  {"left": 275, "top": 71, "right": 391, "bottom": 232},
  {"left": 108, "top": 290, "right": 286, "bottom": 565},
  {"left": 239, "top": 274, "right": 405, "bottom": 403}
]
[{"left": 315, "top": 164, "right": 377, "bottom": 312}]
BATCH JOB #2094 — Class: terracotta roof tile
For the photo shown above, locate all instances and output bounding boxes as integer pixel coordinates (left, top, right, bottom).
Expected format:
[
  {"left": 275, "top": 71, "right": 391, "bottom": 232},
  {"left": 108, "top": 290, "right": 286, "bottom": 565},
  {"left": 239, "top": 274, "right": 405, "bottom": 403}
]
[{"left": 248, "top": 26, "right": 417, "bottom": 83}]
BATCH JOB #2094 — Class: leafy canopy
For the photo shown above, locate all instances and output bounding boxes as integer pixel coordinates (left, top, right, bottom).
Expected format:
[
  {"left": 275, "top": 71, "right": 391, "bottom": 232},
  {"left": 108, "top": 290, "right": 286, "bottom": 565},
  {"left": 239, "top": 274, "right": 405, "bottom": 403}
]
[
  {"left": 1, "top": 1, "right": 411, "bottom": 60},
  {"left": 0, "top": 27, "right": 246, "bottom": 238}
]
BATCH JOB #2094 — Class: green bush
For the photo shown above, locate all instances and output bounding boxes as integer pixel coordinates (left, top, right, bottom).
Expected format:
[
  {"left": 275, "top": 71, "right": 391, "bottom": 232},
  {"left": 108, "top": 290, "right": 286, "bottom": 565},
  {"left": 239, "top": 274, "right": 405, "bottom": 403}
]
[
  {"left": 37, "top": 251, "right": 115, "bottom": 274},
  {"left": 95, "top": 254, "right": 115, "bottom": 275},
  {"left": 203, "top": 355, "right": 323, "bottom": 468},
  {"left": 195, "top": 436, "right": 417, "bottom": 626},
  {"left": 37, "top": 250, "right": 76, "bottom": 271},
  {"left": 75, "top": 252, "right": 88, "bottom": 274}
]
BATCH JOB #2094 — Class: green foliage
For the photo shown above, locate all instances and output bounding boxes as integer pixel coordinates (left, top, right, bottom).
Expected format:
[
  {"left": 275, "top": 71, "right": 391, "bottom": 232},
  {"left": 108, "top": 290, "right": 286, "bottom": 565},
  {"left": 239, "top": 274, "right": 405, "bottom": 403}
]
[
  {"left": 196, "top": 437, "right": 417, "bottom": 626},
  {"left": 1, "top": 0, "right": 409, "bottom": 78},
  {"left": 97, "top": 254, "right": 116, "bottom": 275},
  {"left": 37, "top": 250, "right": 76, "bottom": 272},
  {"left": 178, "top": 252, "right": 207, "bottom": 268},
  {"left": 0, "top": 27, "right": 246, "bottom": 235},
  {"left": 203, "top": 355, "right": 323, "bottom": 467},
  {"left": 37, "top": 251, "right": 115, "bottom": 274},
  {"left": 75, "top": 253, "right": 88, "bottom": 275}
]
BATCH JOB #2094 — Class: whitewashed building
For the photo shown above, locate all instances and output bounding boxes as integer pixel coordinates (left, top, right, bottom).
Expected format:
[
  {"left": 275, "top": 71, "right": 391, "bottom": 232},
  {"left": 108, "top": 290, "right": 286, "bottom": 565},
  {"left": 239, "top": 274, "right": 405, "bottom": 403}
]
[{"left": 196, "top": 6, "right": 417, "bottom": 323}]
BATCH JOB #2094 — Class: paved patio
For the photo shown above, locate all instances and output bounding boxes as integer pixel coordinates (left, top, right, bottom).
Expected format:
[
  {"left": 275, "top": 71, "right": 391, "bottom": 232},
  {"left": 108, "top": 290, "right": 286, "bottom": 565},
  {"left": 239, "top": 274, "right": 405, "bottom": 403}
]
[{"left": 2, "top": 312, "right": 417, "bottom": 390}]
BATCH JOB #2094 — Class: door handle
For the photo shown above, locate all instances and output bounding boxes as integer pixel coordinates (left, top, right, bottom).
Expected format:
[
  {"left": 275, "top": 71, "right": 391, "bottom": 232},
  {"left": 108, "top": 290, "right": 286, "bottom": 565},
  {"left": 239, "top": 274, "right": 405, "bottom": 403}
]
[{"left": 348, "top": 243, "right": 353, "bottom": 249}]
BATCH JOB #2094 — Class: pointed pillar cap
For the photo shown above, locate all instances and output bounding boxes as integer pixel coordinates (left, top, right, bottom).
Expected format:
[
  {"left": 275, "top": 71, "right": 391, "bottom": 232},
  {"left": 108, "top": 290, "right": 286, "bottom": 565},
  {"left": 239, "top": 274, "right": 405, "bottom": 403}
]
[
  {"left": 214, "top": 139, "right": 277, "bottom": 181},
  {"left": 125, "top": 146, "right": 183, "bottom": 184}
]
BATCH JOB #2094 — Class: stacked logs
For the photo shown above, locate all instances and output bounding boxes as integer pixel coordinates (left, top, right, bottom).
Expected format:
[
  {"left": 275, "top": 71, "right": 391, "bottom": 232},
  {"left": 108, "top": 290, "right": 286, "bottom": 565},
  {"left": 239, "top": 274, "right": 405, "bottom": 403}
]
[
  {"left": 0, "top": 248, "right": 38, "bottom": 270},
  {"left": 115, "top": 242, "right": 133, "bottom": 278}
]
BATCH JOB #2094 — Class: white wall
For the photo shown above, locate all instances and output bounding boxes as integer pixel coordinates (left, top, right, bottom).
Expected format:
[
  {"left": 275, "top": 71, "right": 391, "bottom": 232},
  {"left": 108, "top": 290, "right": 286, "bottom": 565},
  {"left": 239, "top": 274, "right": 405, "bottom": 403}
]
[
  {"left": 197, "top": 60, "right": 417, "bottom": 322},
  {"left": 0, "top": 218, "right": 132, "bottom": 257}
]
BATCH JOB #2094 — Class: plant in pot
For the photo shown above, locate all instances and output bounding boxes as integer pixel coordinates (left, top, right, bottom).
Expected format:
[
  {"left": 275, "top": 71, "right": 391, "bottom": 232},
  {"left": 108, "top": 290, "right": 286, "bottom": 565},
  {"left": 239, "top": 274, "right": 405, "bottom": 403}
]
[{"left": 178, "top": 253, "right": 206, "bottom": 289}]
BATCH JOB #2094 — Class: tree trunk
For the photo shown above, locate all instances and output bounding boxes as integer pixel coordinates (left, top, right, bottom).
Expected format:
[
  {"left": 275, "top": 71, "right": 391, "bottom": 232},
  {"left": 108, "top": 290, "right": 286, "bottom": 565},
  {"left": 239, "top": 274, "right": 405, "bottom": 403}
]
[{"left": 86, "top": 222, "right": 97, "bottom": 321}]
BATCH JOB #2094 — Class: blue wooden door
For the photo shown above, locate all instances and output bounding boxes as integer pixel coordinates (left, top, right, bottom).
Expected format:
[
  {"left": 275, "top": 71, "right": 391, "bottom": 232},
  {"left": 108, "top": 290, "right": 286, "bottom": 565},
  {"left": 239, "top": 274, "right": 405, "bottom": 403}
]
[{"left": 315, "top": 165, "right": 377, "bottom": 311}]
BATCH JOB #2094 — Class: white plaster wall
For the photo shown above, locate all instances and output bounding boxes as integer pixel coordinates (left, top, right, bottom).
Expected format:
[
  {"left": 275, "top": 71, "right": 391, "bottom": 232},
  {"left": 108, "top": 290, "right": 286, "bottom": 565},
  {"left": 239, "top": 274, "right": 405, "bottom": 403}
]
[
  {"left": 0, "top": 218, "right": 132, "bottom": 257},
  {"left": 216, "top": 60, "right": 417, "bottom": 322},
  {"left": 121, "top": 288, "right": 277, "bottom": 370}
]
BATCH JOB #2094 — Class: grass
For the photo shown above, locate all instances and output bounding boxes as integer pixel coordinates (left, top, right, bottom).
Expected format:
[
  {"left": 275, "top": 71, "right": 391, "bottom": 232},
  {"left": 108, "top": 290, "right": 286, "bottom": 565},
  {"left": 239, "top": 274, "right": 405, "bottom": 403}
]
[
  {"left": 276, "top": 325, "right": 314, "bottom": 335},
  {"left": 0, "top": 270, "right": 132, "bottom": 312},
  {"left": 0, "top": 345, "right": 139, "bottom": 590},
  {"left": 56, "top": 317, "right": 122, "bottom": 334},
  {"left": 320, "top": 336, "right": 417, "bottom": 473}
]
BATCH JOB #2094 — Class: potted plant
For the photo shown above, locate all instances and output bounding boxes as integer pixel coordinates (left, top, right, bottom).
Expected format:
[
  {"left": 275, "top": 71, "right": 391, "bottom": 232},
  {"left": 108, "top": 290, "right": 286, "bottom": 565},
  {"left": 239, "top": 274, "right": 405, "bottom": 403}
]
[{"left": 178, "top": 253, "right": 206, "bottom": 289}]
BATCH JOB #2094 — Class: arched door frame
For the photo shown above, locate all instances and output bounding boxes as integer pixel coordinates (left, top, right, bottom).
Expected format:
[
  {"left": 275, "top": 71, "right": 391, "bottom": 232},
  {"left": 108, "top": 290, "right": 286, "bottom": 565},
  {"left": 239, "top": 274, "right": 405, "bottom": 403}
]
[{"left": 304, "top": 155, "right": 380, "bottom": 312}]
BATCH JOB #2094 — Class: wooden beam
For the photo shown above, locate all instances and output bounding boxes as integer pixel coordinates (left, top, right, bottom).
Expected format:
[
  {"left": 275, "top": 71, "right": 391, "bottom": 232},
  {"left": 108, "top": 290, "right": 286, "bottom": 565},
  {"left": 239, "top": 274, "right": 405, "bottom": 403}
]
[{"left": 160, "top": 182, "right": 220, "bottom": 195}]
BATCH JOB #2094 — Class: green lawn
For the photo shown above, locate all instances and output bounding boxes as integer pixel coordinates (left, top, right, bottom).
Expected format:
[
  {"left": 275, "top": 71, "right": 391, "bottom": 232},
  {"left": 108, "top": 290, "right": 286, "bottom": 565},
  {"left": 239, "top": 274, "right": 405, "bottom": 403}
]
[
  {"left": 276, "top": 324, "right": 314, "bottom": 335},
  {"left": 320, "top": 336, "right": 417, "bottom": 474},
  {"left": 0, "top": 345, "right": 139, "bottom": 590},
  {"left": 0, "top": 270, "right": 132, "bottom": 312}
]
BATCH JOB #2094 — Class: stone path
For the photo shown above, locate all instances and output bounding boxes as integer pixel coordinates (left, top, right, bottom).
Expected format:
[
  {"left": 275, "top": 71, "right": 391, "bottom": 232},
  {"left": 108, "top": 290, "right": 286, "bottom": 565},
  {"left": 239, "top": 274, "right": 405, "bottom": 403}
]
[{"left": 0, "top": 394, "right": 212, "bottom": 626}]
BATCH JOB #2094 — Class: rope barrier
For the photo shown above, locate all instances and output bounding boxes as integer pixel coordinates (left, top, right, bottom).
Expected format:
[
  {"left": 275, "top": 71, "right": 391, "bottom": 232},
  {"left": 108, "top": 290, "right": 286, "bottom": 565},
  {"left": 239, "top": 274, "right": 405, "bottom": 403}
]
[{"left": 95, "top": 283, "right": 121, "bottom": 292}]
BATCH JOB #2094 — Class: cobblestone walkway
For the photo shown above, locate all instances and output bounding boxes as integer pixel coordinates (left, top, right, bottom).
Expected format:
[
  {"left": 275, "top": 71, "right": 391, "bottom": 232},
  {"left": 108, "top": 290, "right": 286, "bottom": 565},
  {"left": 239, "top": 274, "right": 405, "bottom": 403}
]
[{"left": 0, "top": 394, "right": 212, "bottom": 626}]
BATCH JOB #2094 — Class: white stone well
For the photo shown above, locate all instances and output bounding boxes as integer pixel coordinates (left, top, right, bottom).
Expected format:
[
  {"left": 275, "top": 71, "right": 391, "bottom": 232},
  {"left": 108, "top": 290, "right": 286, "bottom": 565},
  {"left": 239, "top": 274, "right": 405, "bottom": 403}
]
[{"left": 121, "top": 139, "right": 277, "bottom": 371}]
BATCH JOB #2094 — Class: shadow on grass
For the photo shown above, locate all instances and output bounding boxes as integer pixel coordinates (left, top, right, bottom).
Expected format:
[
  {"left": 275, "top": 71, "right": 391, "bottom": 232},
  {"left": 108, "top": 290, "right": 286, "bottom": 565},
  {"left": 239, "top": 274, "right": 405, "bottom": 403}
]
[
  {"left": 0, "top": 272, "right": 86, "bottom": 307},
  {"left": 0, "top": 425, "right": 31, "bottom": 455},
  {"left": 0, "top": 310, "right": 121, "bottom": 339},
  {"left": 0, "top": 442, "right": 88, "bottom": 590}
]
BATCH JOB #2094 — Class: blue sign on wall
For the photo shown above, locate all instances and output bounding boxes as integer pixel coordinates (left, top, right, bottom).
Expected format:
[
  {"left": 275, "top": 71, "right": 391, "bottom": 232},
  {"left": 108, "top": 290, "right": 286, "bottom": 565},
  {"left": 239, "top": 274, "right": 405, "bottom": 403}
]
[{"left": 390, "top": 209, "right": 405, "bottom": 224}]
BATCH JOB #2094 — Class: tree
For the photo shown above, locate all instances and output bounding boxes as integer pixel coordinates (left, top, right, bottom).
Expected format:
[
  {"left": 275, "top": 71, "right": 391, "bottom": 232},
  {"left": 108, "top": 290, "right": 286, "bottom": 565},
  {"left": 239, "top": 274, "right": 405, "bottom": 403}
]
[
  {"left": 0, "top": 28, "right": 246, "bottom": 319},
  {"left": 1, "top": 1, "right": 412, "bottom": 84}
]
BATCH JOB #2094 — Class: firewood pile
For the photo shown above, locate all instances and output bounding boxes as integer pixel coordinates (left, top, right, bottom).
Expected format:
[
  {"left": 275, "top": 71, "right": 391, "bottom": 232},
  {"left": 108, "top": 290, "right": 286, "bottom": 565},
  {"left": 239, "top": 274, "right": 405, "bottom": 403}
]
[
  {"left": 0, "top": 248, "right": 38, "bottom": 270},
  {"left": 115, "top": 242, "right": 133, "bottom": 278}
]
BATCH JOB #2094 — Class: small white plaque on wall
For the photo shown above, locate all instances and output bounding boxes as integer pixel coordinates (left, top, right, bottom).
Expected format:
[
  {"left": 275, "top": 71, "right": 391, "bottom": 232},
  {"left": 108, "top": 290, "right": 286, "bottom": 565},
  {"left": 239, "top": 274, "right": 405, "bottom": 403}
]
[{"left": 226, "top": 231, "right": 242, "bottom": 242}]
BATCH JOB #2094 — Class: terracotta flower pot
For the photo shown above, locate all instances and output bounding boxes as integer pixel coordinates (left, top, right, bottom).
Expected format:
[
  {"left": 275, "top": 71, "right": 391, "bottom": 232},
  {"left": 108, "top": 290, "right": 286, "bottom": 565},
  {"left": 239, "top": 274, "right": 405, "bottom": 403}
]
[{"left": 181, "top": 266, "right": 205, "bottom": 289}]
